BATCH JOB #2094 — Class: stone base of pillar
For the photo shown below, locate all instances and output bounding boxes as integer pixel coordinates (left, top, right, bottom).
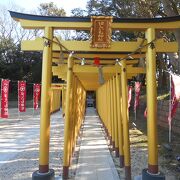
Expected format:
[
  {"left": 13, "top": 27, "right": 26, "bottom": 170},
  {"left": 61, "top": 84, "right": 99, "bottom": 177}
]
[
  {"left": 115, "top": 147, "right": 119, "bottom": 157},
  {"left": 63, "top": 166, "right": 69, "bottom": 179},
  {"left": 142, "top": 169, "right": 165, "bottom": 180},
  {"left": 32, "top": 169, "right": 55, "bottom": 180},
  {"left": 112, "top": 141, "right": 115, "bottom": 150},
  {"left": 119, "top": 155, "right": 124, "bottom": 168},
  {"left": 125, "top": 166, "right": 131, "bottom": 180}
]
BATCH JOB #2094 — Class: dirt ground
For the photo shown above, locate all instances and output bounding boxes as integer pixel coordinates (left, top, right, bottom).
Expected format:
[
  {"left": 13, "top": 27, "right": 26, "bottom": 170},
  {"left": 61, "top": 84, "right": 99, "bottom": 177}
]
[{"left": 110, "top": 110, "right": 180, "bottom": 180}]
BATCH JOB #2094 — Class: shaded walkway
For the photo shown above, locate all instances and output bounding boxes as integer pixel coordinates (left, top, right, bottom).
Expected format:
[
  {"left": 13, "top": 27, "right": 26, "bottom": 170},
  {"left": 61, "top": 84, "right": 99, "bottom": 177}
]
[{"left": 75, "top": 107, "right": 120, "bottom": 180}]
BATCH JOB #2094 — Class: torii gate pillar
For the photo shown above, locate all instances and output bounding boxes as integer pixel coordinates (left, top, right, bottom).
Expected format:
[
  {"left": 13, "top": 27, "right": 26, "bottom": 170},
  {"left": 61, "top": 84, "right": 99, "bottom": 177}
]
[
  {"left": 142, "top": 28, "right": 165, "bottom": 180},
  {"left": 32, "top": 26, "right": 55, "bottom": 180}
]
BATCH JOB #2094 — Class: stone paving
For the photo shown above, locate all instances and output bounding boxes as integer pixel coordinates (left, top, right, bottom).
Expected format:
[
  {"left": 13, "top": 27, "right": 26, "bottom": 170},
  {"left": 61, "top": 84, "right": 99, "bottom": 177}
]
[{"left": 75, "top": 108, "right": 120, "bottom": 180}]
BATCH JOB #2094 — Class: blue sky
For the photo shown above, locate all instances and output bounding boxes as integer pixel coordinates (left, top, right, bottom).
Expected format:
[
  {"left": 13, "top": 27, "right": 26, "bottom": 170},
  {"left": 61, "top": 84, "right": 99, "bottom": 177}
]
[{"left": 0, "top": 0, "right": 88, "bottom": 15}]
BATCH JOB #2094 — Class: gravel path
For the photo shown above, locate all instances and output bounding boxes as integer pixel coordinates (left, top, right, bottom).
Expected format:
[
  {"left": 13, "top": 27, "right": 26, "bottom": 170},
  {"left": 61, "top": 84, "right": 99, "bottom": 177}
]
[{"left": 0, "top": 108, "right": 63, "bottom": 180}]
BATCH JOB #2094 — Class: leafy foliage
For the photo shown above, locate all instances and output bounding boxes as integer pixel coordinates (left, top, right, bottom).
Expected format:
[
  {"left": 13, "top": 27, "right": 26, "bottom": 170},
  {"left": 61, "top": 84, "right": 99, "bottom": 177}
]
[
  {"left": 0, "top": 2, "right": 66, "bottom": 88},
  {"left": 38, "top": 2, "right": 66, "bottom": 16},
  {"left": 0, "top": 36, "right": 42, "bottom": 82},
  {"left": 70, "top": 0, "right": 180, "bottom": 87}
]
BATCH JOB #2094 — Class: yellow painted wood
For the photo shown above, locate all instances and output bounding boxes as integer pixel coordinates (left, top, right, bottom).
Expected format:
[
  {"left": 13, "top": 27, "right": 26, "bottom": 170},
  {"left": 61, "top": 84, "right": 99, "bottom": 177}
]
[
  {"left": 52, "top": 65, "right": 144, "bottom": 91},
  {"left": 110, "top": 79, "right": 115, "bottom": 144},
  {"left": 72, "top": 77, "right": 86, "bottom": 150},
  {"left": 52, "top": 77, "right": 139, "bottom": 91},
  {"left": 74, "top": 65, "right": 145, "bottom": 74},
  {"left": 51, "top": 87, "right": 62, "bottom": 90},
  {"left": 116, "top": 74, "right": 124, "bottom": 157},
  {"left": 56, "top": 74, "right": 67, "bottom": 81},
  {"left": 54, "top": 72, "right": 138, "bottom": 82},
  {"left": 19, "top": 19, "right": 91, "bottom": 29},
  {"left": 62, "top": 85, "right": 66, "bottom": 115},
  {"left": 104, "top": 84, "right": 107, "bottom": 127},
  {"left": 69, "top": 76, "right": 76, "bottom": 164},
  {"left": 52, "top": 64, "right": 145, "bottom": 74},
  {"left": 73, "top": 77, "right": 79, "bottom": 144},
  {"left": 113, "top": 76, "right": 119, "bottom": 150},
  {"left": 52, "top": 65, "right": 67, "bottom": 73},
  {"left": 63, "top": 54, "right": 74, "bottom": 167},
  {"left": 50, "top": 89, "right": 61, "bottom": 113},
  {"left": 21, "top": 38, "right": 178, "bottom": 52},
  {"left": 107, "top": 80, "right": 112, "bottom": 137},
  {"left": 52, "top": 58, "right": 139, "bottom": 65},
  {"left": 105, "top": 84, "right": 108, "bottom": 129},
  {"left": 52, "top": 64, "right": 145, "bottom": 91},
  {"left": 15, "top": 18, "right": 180, "bottom": 30},
  {"left": 52, "top": 52, "right": 145, "bottom": 59},
  {"left": 145, "top": 28, "right": 158, "bottom": 172},
  {"left": 39, "top": 27, "right": 53, "bottom": 168},
  {"left": 121, "top": 60, "right": 131, "bottom": 168},
  {"left": 73, "top": 65, "right": 118, "bottom": 73}
]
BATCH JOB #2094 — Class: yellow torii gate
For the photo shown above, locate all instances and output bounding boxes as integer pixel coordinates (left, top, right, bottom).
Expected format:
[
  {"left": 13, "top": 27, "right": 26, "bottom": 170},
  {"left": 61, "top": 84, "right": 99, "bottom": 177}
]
[{"left": 10, "top": 11, "right": 180, "bottom": 180}]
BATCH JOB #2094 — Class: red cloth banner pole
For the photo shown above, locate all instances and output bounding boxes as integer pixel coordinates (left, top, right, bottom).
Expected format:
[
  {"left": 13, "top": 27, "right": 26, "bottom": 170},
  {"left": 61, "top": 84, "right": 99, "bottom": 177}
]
[
  {"left": 128, "top": 86, "right": 132, "bottom": 109},
  {"left": 1, "top": 79, "right": 10, "bottom": 118},
  {"left": 144, "top": 107, "right": 147, "bottom": 118},
  {"left": 33, "top": 84, "right": 41, "bottom": 110},
  {"left": 168, "top": 74, "right": 180, "bottom": 123},
  {"left": 168, "top": 73, "right": 180, "bottom": 142},
  {"left": 18, "top": 81, "right": 26, "bottom": 112},
  {"left": 134, "top": 82, "right": 141, "bottom": 111}
]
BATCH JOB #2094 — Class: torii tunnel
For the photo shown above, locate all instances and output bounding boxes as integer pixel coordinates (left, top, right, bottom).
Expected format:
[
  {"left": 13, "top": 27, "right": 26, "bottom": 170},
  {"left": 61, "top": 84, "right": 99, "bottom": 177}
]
[{"left": 10, "top": 11, "right": 180, "bottom": 180}]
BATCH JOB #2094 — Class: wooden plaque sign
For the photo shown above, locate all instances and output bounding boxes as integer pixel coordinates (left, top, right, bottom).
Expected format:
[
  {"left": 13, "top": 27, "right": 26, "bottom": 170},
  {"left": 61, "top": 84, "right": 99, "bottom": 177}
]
[{"left": 91, "top": 16, "right": 112, "bottom": 48}]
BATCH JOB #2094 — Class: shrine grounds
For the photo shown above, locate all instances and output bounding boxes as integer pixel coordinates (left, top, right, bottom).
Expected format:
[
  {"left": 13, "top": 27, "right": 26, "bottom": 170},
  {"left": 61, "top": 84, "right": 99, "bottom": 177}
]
[{"left": 0, "top": 104, "right": 179, "bottom": 179}]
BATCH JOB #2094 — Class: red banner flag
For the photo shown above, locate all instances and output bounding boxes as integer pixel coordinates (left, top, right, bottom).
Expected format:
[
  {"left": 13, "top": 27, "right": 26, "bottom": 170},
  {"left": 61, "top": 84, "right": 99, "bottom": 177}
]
[
  {"left": 33, "top": 84, "right": 41, "bottom": 110},
  {"left": 168, "top": 74, "right": 180, "bottom": 124},
  {"left": 134, "top": 82, "right": 141, "bottom": 111},
  {"left": 128, "top": 86, "right": 132, "bottom": 108},
  {"left": 144, "top": 107, "right": 147, "bottom": 118},
  {"left": 18, "top": 81, "right": 26, "bottom": 112},
  {"left": 1, "top": 79, "right": 10, "bottom": 118}
]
